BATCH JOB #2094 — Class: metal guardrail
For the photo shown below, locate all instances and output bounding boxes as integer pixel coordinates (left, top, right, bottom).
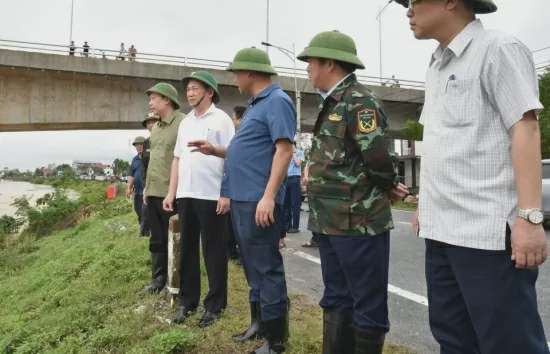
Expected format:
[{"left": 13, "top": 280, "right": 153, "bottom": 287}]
[{"left": 0, "top": 38, "right": 425, "bottom": 89}]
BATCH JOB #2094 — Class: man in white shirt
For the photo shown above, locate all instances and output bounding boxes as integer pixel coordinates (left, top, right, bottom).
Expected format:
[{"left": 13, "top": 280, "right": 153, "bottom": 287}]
[
  {"left": 163, "top": 71, "right": 235, "bottom": 328},
  {"left": 395, "top": 0, "right": 549, "bottom": 353}
]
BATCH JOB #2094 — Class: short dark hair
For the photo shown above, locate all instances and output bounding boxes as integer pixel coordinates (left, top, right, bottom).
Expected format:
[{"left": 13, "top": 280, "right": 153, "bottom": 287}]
[
  {"left": 462, "top": 0, "right": 475, "bottom": 11},
  {"left": 188, "top": 79, "right": 215, "bottom": 98},
  {"left": 233, "top": 106, "right": 246, "bottom": 119},
  {"left": 318, "top": 58, "right": 356, "bottom": 74}
]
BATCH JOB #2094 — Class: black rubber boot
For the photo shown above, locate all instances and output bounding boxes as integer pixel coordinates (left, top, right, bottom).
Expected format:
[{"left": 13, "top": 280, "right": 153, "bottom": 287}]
[
  {"left": 354, "top": 327, "right": 385, "bottom": 354},
  {"left": 250, "top": 313, "right": 289, "bottom": 354},
  {"left": 233, "top": 301, "right": 262, "bottom": 342},
  {"left": 141, "top": 252, "right": 167, "bottom": 294},
  {"left": 322, "top": 308, "right": 355, "bottom": 354}
]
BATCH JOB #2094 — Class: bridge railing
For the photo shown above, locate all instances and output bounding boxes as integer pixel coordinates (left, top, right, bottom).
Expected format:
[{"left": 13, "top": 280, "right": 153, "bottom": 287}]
[{"left": 0, "top": 38, "right": 425, "bottom": 89}]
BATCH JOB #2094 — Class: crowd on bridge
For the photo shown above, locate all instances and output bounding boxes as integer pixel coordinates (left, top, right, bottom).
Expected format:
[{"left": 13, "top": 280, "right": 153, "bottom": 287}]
[
  {"left": 121, "top": 1, "right": 548, "bottom": 353},
  {"left": 69, "top": 40, "right": 137, "bottom": 61}
]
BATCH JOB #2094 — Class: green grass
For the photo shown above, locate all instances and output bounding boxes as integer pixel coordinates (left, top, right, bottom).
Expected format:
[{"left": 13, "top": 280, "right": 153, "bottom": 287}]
[{"left": 0, "top": 181, "right": 414, "bottom": 353}]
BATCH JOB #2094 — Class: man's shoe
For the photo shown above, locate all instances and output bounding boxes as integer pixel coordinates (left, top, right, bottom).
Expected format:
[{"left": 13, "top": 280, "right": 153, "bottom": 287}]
[
  {"left": 322, "top": 308, "right": 354, "bottom": 354},
  {"left": 354, "top": 327, "right": 385, "bottom": 354},
  {"left": 140, "top": 282, "right": 164, "bottom": 295},
  {"left": 301, "top": 240, "right": 319, "bottom": 248},
  {"left": 250, "top": 314, "right": 288, "bottom": 354},
  {"left": 198, "top": 311, "right": 221, "bottom": 328},
  {"left": 233, "top": 301, "right": 262, "bottom": 342},
  {"left": 173, "top": 305, "right": 196, "bottom": 324},
  {"left": 287, "top": 228, "right": 299, "bottom": 234}
]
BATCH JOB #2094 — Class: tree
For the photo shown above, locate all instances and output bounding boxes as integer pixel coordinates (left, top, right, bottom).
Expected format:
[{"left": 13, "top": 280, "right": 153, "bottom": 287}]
[
  {"left": 55, "top": 164, "right": 75, "bottom": 179},
  {"left": 539, "top": 70, "right": 550, "bottom": 159},
  {"left": 403, "top": 119, "right": 424, "bottom": 141},
  {"left": 113, "top": 158, "right": 130, "bottom": 177}
]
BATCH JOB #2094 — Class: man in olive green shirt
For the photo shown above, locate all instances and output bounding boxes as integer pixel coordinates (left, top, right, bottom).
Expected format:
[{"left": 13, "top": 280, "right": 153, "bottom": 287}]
[{"left": 142, "top": 82, "right": 185, "bottom": 294}]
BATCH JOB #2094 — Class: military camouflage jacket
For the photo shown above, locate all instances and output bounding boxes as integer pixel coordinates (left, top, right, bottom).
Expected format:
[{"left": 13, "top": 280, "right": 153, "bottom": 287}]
[{"left": 307, "top": 74, "right": 396, "bottom": 236}]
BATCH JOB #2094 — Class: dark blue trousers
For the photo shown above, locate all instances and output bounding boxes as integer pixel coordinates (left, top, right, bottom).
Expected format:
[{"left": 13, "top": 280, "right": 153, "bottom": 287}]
[
  {"left": 319, "top": 232, "right": 390, "bottom": 332},
  {"left": 283, "top": 176, "right": 302, "bottom": 230},
  {"left": 231, "top": 201, "right": 288, "bottom": 321},
  {"left": 425, "top": 239, "right": 549, "bottom": 354}
]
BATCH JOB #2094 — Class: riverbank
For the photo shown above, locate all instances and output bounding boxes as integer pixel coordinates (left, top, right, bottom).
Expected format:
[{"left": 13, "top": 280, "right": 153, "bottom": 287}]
[{"left": 0, "top": 180, "right": 55, "bottom": 216}]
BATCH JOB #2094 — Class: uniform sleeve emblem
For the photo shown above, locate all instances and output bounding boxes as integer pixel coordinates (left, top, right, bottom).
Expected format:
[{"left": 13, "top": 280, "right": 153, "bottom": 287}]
[
  {"left": 328, "top": 113, "right": 343, "bottom": 122},
  {"left": 357, "top": 109, "right": 378, "bottom": 134}
]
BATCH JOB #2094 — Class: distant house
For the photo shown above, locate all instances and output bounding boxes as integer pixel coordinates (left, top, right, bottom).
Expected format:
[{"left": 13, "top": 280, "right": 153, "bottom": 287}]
[{"left": 72, "top": 161, "right": 112, "bottom": 179}]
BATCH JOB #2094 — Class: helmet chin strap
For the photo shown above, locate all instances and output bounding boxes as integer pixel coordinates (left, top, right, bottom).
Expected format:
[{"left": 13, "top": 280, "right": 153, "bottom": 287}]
[{"left": 192, "top": 93, "right": 206, "bottom": 108}]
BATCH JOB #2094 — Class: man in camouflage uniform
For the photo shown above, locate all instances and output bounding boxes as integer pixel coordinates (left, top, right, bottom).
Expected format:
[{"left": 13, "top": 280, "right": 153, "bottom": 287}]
[{"left": 297, "top": 31, "right": 408, "bottom": 354}]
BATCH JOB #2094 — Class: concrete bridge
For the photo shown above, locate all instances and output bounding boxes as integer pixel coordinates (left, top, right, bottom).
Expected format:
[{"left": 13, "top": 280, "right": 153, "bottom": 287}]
[{"left": 0, "top": 41, "right": 424, "bottom": 135}]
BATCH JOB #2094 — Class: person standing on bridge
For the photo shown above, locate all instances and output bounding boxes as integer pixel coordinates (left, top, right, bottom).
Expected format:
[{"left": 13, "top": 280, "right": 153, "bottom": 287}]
[
  {"left": 82, "top": 41, "right": 90, "bottom": 57},
  {"left": 141, "top": 83, "right": 184, "bottom": 294},
  {"left": 297, "top": 30, "right": 408, "bottom": 354},
  {"left": 188, "top": 48, "right": 295, "bottom": 353},
  {"left": 69, "top": 41, "right": 76, "bottom": 56},
  {"left": 139, "top": 111, "right": 160, "bottom": 237},
  {"left": 394, "top": 0, "right": 549, "bottom": 353},
  {"left": 162, "top": 71, "right": 234, "bottom": 328}
]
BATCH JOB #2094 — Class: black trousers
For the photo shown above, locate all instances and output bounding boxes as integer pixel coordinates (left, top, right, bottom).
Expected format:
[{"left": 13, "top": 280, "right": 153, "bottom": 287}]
[
  {"left": 227, "top": 214, "right": 239, "bottom": 258},
  {"left": 140, "top": 197, "right": 151, "bottom": 236},
  {"left": 147, "top": 196, "right": 174, "bottom": 253},
  {"left": 177, "top": 198, "right": 228, "bottom": 314},
  {"left": 133, "top": 194, "right": 143, "bottom": 224},
  {"left": 426, "top": 232, "right": 549, "bottom": 354}
]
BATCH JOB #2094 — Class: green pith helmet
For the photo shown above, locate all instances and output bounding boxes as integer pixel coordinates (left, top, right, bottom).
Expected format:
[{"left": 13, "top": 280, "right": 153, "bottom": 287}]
[
  {"left": 227, "top": 47, "right": 277, "bottom": 76},
  {"left": 142, "top": 111, "right": 160, "bottom": 128},
  {"left": 133, "top": 136, "right": 146, "bottom": 145},
  {"left": 146, "top": 82, "right": 181, "bottom": 109},
  {"left": 393, "top": 0, "right": 497, "bottom": 14},
  {"left": 297, "top": 30, "right": 365, "bottom": 70},
  {"left": 182, "top": 71, "right": 221, "bottom": 103}
]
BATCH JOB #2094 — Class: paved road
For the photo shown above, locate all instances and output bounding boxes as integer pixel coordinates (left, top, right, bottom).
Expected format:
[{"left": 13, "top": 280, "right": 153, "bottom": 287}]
[{"left": 282, "top": 207, "right": 550, "bottom": 353}]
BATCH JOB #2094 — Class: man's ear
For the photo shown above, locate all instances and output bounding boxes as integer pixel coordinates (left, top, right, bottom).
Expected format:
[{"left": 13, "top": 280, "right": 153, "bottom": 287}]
[{"left": 445, "top": 0, "right": 460, "bottom": 11}]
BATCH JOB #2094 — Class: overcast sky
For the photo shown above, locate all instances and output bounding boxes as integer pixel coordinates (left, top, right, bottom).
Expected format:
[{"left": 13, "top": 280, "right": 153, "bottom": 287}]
[{"left": 1, "top": 0, "right": 549, "bottom": 170}]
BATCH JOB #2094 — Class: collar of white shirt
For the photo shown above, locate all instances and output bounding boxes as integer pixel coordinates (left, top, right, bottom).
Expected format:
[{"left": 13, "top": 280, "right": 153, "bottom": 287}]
[
  {"left": 318, "top": 73, "right": 353, "bottom": 100},
  {"left": 430, "top": 19, "right": 483, "bottom": 67},
  {"left": 191, "top": 103, "right": 216, "bottom": 119}
]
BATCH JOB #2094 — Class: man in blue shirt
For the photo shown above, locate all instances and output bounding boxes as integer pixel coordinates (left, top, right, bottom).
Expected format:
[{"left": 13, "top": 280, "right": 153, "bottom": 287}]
[
  {"left": 284, "top": 143, "right": 304, "bottom": 235},
  {"left": 127, "top": 136, "right": 146, "bottom": 237},
  {"left": 188, "top": 47, "right": 296, "bottom": 354}
]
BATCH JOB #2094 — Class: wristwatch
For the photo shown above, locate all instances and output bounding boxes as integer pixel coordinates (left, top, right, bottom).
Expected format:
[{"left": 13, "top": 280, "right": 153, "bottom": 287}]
[{"left": 518, "top": 208, "right": 544, "bottom": 225}]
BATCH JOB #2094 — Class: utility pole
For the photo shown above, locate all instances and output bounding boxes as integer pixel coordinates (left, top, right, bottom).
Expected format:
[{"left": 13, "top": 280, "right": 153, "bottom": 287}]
[{"left": 69, "top": 0, "right": 75, "bottom": 43}]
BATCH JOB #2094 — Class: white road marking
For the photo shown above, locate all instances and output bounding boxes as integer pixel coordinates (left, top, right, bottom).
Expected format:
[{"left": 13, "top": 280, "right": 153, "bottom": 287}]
[
  {"left": 294, "top": 251, "right": 321, "bottom": 265},
  {"left": 293, "top": 251, "right": 429, "bottom": 306}
]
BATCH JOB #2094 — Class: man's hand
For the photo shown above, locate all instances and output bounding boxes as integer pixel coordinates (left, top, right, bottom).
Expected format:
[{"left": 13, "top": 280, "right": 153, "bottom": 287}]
[
  {"left": 125, "top": 186, "right": 133, "bottom": 198},
  {"left": 412, "top": 208, "right": 419, "bottom": 236},
  {"left": 390, "top": 183, "right": 409, "bottom": 203},
  {"left": 188, "top": 140, "right": 216, "bottom": 155},
  {"left": 511, "top": 218, "right": 548, "bottom": 269},
  {"left": 162, "top": 193, "right": 176, "bottom": 212},
  {"left": 143, "top": 193, "right": 148, "bottom": 206},
  {"left": 217, "top": 197, "right": 231, "bottom": 215},
  {"left": 256, "top": 195, "right": 276, "bottom": 228}
]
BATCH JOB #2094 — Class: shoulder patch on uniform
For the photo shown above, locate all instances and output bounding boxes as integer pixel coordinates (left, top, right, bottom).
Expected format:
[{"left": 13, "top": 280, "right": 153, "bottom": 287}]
[
  {"left": 328, "top": 113, "right": 343, "bottom": 122},
  {"left": 357, "top": 109, "right": 378, "bottom": 134}
]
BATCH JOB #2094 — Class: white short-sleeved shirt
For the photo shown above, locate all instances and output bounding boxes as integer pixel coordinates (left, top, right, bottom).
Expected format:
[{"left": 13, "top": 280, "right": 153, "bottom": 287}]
[
  {"left": 419, "top": 20, "right": 544, "bottom": 250},
  {"left": 174, "top": 104, "right": 235, "bottom": 201}
]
